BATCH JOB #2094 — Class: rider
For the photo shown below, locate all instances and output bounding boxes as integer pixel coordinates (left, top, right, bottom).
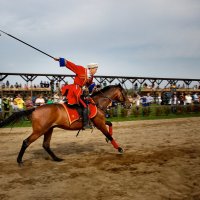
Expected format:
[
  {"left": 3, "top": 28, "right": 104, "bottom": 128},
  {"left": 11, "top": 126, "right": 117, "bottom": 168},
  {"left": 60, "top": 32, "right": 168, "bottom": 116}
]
[{"left": 54, "top": 57, "right": 98, "bottom": 129}]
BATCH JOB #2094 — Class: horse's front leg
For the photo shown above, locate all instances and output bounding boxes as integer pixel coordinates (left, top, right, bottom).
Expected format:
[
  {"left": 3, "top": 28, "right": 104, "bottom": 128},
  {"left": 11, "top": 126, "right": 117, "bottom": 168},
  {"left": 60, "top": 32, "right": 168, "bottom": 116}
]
[
  {"left": 92, "top": 110, "right": 124, "bottom": 153},
  {"left": 97, "top": 122, "right": 124, "bottom": 153},
  {"left": 105, "top": 120, "right": 113, "bottom": 143},
  {"left": 106, "top": 120, "right": 113, "bottom": 136}
]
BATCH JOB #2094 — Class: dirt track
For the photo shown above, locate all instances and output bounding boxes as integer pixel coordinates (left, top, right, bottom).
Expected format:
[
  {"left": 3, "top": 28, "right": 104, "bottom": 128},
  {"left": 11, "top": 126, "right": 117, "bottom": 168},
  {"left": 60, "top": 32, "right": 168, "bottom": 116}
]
[{"left": 0, "top": 117, "right": 200, "bottom": 200}]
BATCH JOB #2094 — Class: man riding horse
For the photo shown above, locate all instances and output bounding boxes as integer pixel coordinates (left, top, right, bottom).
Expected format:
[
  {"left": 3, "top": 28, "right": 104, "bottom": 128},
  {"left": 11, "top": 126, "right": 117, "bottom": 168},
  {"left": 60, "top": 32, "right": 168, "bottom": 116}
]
[{"left": 54, "top": 58, "right": 98, "bottom": 129}]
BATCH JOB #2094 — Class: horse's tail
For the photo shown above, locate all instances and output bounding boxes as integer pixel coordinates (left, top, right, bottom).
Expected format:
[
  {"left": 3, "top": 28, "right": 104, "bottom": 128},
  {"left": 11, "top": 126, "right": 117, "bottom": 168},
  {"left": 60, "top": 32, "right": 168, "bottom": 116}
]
[{"left": 0, "top": 108, "right": 35, "bottom": 128}]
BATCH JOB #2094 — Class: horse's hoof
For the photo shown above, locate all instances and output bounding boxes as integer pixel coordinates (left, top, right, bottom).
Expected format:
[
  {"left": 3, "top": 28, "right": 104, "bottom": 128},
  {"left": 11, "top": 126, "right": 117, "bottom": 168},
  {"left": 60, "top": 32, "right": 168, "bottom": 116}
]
[
  {"left": 18, "top": 161, "right": 24, "bottom": 167},
  {"left": 54, "top": 157, "right": 64, "bottom": 162},
  {"left": 105, "top": 138, "right": 109, "bottom": 143},
  {"left": 118, "top": 147, "right": 124, "bottom": 154}
]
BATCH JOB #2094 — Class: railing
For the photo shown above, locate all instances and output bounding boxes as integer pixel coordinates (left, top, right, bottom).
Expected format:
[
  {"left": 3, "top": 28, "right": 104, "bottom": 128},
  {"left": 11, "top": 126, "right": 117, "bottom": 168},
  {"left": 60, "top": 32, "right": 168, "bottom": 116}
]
[
  {"left": 1, "top": 87, "right": 51, "bottom": 91},
  {"left": 140, "top": 88, "right": 200, "bottom": 93},
  {"left": 106, "top": 103, "right": 200, "bottom": 120},
  {"left": 1, "top": 103, "right": 200, "bottom": 123}
]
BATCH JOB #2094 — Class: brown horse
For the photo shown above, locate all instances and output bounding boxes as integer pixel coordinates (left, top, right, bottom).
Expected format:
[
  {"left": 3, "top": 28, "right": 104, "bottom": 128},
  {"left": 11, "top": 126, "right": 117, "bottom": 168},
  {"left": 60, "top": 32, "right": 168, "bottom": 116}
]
[{"left": 0, "top": 84, "right": 131, "bottom": 165}]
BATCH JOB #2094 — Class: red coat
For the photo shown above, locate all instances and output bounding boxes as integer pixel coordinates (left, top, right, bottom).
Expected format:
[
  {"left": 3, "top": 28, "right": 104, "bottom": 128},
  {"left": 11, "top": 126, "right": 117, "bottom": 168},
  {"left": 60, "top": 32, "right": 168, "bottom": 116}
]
[
  {"left": 66, "top": 60, "right": 93, "bottom": 87},
  {"left": 61, "top": 59, "right": 94, "bottom": 106}
]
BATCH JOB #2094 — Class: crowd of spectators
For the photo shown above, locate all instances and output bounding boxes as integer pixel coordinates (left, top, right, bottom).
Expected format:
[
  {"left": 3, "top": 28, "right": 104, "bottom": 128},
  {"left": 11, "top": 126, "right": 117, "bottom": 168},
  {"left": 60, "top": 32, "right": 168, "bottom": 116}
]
[
  {"left": 1, "top": 80, "right": 200, "bottom": 120},
  {"left": 133, "top": 82, "right": 200, "bottom": 92},
  {"left": 0, "top": 81, "right": 104, "bottom": 119},
  {"left": 131, "top": 91, "right": 200, "bottom": 109},
  {"left": 0, "top": 93, "right": 65, "bottom": 120},
  {"left": 1, "top": 80, "right": 56, "bottom": 89}
]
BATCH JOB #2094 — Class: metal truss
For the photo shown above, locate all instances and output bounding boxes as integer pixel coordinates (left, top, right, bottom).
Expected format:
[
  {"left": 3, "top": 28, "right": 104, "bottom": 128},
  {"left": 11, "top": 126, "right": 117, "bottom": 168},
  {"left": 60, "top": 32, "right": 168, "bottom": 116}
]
[{"left": 1, "top": 72, "right": 200, "bottom": 89}]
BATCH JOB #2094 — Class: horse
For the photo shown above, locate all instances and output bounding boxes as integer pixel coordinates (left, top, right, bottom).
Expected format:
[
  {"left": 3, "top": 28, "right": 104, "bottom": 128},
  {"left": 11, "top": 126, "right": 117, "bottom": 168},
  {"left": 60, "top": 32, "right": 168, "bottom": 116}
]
[{"left": 0, "top": 84, "right": 131, "bottom": 165}]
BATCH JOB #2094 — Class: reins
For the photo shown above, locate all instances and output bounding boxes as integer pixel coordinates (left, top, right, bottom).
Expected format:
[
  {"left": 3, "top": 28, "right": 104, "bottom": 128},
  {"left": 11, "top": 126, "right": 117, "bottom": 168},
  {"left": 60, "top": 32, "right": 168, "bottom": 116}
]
[
  {"left": 98, "top": 90, "right": 113, "bottom": 102},
  {"left": 94, "top": 88, "right": 127, "bottom": 112},
  {"left": 94, "top": 90, "right": 115, "bottom": 112}
]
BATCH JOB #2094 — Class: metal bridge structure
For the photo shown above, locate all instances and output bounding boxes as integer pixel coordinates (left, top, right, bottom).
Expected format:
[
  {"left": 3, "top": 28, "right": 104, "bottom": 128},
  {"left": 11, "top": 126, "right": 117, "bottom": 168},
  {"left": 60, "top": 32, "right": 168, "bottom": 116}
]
[
  {"left": 1, "top": 72, "right": 200, "bottom": 87},
  {"left": 1, "top": 72, "right": 200, "bottom": 96}
]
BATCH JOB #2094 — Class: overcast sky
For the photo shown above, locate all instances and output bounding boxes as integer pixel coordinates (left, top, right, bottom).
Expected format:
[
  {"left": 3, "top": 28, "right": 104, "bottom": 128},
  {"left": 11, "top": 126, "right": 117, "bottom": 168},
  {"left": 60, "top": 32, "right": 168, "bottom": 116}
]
[{"left": 0, "top": 0, "right": 200, "bottom": 79}]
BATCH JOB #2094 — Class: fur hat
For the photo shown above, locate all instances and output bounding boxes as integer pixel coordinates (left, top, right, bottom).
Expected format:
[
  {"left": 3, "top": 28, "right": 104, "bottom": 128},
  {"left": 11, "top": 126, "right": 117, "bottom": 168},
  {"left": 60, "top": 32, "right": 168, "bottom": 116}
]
[{"left": 87, "top": 63, "right": 98, "bottom": 69}]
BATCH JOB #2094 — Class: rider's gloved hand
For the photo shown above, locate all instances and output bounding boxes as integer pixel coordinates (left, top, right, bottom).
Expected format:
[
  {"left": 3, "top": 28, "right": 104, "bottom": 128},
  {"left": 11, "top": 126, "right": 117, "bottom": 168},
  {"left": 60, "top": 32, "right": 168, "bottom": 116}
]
[{"left": 54, "top": 58, "right": 59, "bottom": 61}]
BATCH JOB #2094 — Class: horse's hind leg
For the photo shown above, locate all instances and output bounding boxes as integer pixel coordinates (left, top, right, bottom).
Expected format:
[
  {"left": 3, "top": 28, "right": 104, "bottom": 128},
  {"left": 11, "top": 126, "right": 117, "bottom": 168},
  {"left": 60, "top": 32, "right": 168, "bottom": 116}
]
[
  {"left": 17, "top": 132, "right": 41, "bottom": 165},
  {"left": 43, "top": 128, "right": 63, "bottom": 162},
  {"left": 17, "top": 138, "right": 29, "bottom": 165}
]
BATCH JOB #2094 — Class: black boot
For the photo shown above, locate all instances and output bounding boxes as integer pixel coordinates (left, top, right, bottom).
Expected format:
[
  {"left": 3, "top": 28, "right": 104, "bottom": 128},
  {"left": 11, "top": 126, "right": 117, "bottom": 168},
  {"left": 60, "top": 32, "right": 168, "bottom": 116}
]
[{"left": 82, "top": 107, "right": 92, "bottom": 130}]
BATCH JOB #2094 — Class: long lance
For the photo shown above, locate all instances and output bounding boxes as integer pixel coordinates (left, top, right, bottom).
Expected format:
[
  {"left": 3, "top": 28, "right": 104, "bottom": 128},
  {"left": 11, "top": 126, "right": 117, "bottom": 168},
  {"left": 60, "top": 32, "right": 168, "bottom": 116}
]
[{"left": 0, "top": 29, "right": 55, "bottom": 59}]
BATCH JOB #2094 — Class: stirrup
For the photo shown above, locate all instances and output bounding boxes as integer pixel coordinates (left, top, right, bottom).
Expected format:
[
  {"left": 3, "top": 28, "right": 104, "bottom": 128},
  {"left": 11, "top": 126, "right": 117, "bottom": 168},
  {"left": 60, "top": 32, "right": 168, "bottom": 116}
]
[{"left": 82, "top": 124, "right": 92, "bottom": 130}]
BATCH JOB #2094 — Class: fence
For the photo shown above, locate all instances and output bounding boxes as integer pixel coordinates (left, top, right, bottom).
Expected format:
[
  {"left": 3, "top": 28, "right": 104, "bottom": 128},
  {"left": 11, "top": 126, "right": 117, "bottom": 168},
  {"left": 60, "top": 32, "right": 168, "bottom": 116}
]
[
  {"left": 106, "top": 103, "right": 200, "bottom": 120},
  {"left": 1, "top": 103, "right": 200, "bottom": 123}
]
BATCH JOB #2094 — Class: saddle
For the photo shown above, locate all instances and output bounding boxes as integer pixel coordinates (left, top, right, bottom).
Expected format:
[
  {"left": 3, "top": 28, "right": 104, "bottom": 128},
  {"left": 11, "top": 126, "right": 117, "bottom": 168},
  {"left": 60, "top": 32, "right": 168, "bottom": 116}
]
[{"left": 61, "top": 102, "right": 97, "bottom": 125}]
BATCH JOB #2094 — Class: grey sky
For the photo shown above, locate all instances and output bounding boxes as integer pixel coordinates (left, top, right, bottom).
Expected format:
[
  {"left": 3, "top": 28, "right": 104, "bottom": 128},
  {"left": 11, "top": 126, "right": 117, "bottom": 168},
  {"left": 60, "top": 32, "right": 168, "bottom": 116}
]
[{"left": 0, "top": 0, "right": 200, "bottom": 79}]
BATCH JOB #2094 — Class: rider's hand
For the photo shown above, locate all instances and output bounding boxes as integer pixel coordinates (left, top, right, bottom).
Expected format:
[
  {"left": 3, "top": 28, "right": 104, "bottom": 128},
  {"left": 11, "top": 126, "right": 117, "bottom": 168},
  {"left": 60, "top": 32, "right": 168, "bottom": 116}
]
[{"left": 54, "top": 58, "right": 59, "bottom": 61}]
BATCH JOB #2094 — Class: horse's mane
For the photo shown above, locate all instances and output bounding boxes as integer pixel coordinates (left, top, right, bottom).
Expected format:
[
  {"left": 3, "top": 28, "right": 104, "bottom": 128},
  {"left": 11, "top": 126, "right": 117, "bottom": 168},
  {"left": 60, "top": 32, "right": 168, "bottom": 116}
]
[{"left": 91, "top": 84, "right": 123, "bottom": 97}]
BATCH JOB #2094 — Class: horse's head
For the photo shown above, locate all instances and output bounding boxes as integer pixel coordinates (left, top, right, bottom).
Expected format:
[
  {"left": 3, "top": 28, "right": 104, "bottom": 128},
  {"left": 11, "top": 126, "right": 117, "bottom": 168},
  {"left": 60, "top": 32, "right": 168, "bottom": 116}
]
[
  {"left": 91, "top": 84, "right": 131, "bottom": 110},
  {"left": 113, "top": 84, "right": 131, "bottom": 109}
]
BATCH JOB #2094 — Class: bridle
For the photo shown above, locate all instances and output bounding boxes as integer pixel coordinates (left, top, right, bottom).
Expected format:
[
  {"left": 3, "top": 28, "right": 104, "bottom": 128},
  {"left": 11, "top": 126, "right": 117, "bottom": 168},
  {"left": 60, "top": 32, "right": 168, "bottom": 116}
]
[
  {"left": 95, "top": 87, "right": 128, "bottom": 111},
  {"left": 98, "top": 90, "right": 113, "bottom": 102}
]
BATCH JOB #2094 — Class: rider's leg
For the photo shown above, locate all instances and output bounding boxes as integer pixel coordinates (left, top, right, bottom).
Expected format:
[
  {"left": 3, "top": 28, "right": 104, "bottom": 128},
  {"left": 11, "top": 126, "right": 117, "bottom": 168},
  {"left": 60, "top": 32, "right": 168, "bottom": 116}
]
[{"left": 80, "top": 98, "right": 92, "bottom": 129}]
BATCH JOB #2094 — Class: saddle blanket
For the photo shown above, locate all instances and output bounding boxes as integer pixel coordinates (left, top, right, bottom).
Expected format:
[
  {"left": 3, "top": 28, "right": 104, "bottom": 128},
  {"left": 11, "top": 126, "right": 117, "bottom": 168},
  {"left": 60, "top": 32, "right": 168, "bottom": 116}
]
[{"left": 61, "top": 103, "right": 98, "bottom": 125}]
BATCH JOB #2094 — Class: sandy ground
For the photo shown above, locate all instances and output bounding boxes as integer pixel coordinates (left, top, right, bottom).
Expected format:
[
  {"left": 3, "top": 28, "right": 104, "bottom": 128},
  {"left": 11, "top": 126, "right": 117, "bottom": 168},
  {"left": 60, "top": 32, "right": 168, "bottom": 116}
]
[{"left": 0, "top": 117, "right": 200, "bottom": 200}]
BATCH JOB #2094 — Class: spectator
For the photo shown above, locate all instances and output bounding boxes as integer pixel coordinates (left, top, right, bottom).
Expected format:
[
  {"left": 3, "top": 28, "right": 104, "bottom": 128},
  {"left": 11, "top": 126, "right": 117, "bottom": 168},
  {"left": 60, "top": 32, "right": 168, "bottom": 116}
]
[
  {"left": 141, "top": 95, "right": 147, "bottom": 107},
  {"left": 25, "top": 96, "right": 34, "bottom": 109},
  {"left": 179, "top": 92, "right": 185, "bottom": 105},
  {"left": 43, "top": 94, "right": 48, "bottom": 103},
  {"left": 6, "top": 80, "right": 10, "bottom": 88},
  {"left": 156, "top": 94, "right": 162, "bottom": 105},
  {"left": 146, "top": 93, "right": 153, "bottom": 106},
  {"left": 46, "top": 96, "right": 54, "bottom": 104},
  {"left": 10, "top": 96, "right": 18, "bottom": 111},
  {"left": 2, "top": 96, "right": 10, "bottom": 119},
  {"left": 15, "top": 82, "right": 19, "bottom": 88},
  {"left": 58, "top": 96, "right": 65, "bottom": 104},
  {"left": 24, "top": 84, "right": 28, "bottom": 90},
  {"left": 53, "top": 93, "right": 59, "bottom": 103},
  {"left": 134, "top": 83, "right": 138, "bottom": 91},
  {"left": 35, "top": 94, "right": 45, "bottom": 106},
  {"left": 135, "top": 94, "right": 141, "bottom": 111},
  {"left": 192, "top": 92, "right": 199, "bottom": 112},
  {"left": 143, "top": 83, "right": 148, "bottom": 88},
  {"left": 193, "top": 92, "right": 199, "bottom": 103},
  {"left": 31, "top": 95, "right": 37, "bottom": 105},
  {"left": 185, "top": 93, "right": 192, "bottom": 105},
  {"left": 43, "top": 81, "right": 48, "bottom": 88},
  {"left": 14, "top": 94, "right": 25, "bottom": 111},
  {"left": 46, "top": 81, "right": 50, "bottom": 88},
  {"left": 40, "top": 81, "right": 44, "bottom": 88},
  {"left": 171, "top": 93, "right": 178, "bottom": 113}
]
